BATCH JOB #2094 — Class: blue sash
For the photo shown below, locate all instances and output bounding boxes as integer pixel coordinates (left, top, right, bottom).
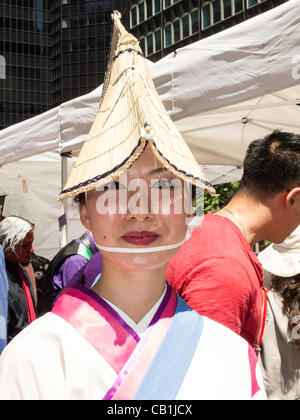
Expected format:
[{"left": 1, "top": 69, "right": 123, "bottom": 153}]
[{"left": 133, "top": 296, "right": 203, "bottom": 400}]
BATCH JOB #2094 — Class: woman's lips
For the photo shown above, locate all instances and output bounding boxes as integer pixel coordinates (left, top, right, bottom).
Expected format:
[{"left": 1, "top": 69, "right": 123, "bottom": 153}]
[{"left": 121, "top": 231, "right": 160, "bottom": 246}]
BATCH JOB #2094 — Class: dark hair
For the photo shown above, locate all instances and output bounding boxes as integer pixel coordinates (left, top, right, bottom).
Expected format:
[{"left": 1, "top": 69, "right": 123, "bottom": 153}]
[
  {"left": 238, "top": 130, "right": 300, "bottom": 199},
  {"left": 271, "top": 274, "right": 300, "bottom": 347},
  {"left": 74, "top": 193, "right": 86, "bottom": 205}
]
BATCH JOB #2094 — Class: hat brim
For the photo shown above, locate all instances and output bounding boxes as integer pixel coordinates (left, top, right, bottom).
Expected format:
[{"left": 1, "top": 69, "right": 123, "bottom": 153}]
[{"left": 258, "top": 244, "right": 300, "bottom": 278}]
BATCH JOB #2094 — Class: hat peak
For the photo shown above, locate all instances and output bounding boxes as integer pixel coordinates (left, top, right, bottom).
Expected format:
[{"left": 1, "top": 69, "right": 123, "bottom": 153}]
[{"left": 58, "top": 11, "right": 215, "bottom": 200}]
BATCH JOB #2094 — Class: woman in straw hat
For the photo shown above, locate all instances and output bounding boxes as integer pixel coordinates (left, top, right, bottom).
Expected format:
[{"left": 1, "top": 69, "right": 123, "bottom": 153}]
[
  {"left": 258, "top": 226, "right": 300, "bottom": 400},
  {"left": 0, "top": 13, "right": 265, "bottom": 400}
]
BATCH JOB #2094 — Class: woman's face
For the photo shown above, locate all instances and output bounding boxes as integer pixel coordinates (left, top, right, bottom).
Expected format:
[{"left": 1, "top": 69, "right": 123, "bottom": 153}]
[{"left": 80, "top": 144, "right": 193, "bottom": 272}]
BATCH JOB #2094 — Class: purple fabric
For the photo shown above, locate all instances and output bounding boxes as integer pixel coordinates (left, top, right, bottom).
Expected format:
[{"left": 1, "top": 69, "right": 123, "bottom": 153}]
[
  {"left": 53, "top": 231, "right": 102, "bottom": 291},
  {"left": 83, "top": 253, "right": 102, "bottom": 289},
  {"left": 58, "top": 214, "right": 67, "bottom": 229},
  {"left": 54, "top": 255, "right": 88, "bottom": 290}
]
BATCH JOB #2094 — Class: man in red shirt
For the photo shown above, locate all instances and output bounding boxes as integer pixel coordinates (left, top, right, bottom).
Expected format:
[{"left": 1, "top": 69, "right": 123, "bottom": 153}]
[{"left": 167, "top": 131, "right": 300, "bottom": 347}]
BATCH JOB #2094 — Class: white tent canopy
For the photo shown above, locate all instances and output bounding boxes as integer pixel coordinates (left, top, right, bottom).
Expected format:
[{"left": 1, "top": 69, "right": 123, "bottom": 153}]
[{"left": 0, "top": 0, "right": 299, "bottom": 258}]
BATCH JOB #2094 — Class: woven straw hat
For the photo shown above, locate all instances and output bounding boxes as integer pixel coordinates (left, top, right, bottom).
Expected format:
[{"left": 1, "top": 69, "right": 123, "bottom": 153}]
[
  {"left": 258, "top": 225, "right": 300, "bottom": 277},
  {"left": 58, "top": 11, "right": 215, "bottom": 201}
]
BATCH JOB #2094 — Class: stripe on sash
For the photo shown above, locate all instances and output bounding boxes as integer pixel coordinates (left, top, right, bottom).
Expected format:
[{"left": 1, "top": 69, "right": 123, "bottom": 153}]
[{"left": 133, "top": 296, "right": 203, "bottom": 400}]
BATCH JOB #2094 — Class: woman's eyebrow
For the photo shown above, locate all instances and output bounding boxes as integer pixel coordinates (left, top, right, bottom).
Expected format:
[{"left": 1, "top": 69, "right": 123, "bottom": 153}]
[{"left": 148, "top": 167, "right": 168, "bottom": 176}]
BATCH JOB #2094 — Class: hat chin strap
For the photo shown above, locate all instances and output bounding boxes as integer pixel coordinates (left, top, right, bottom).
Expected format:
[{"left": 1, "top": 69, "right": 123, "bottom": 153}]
[{"left": 94, "top": 239, "right": 186, "bottom": 254}]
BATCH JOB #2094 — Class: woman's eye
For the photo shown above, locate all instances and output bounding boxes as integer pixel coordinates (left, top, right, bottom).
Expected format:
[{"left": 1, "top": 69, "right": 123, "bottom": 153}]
[
  {"left": 152, "top": 179, "right": 176, "bottom": 190},
  {"left": 104, "top": 181, "right": 126, "bottom": 191}
]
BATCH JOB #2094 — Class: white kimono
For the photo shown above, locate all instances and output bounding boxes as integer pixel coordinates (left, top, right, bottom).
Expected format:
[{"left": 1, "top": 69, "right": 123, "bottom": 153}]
[{"left": 0, "top": 285, "right": 266, "bottom": 400}]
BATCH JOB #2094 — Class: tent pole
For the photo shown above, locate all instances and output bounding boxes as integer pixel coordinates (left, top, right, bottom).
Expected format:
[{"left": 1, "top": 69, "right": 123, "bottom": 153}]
[{"left": 59, "top": 153, "right": 70, "bottom": 249}]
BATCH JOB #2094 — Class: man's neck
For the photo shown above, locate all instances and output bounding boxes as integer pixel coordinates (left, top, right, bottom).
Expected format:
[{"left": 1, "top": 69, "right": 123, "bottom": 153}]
[{"left": 216, "top": 195, "right": 269, "bottom": 247}]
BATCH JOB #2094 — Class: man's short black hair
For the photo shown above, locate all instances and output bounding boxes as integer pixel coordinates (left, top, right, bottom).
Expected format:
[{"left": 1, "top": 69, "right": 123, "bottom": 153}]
[{"left": 238, "top": 130, "right": 300, "bottom": 199}]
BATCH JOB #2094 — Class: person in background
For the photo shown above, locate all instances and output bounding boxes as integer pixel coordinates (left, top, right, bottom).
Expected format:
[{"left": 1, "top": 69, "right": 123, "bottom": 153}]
[
  {"left": 0, "top": 216, "right": 37, "bottom": 342},
  {"left": 258, "top": 226, "right": 300, "bottom": 400},
  {"left": 39, "top": 230, "right": 102, "bottom": 314},
  {"left": 0, "top": 246, "right": 8, "bottom": 354},
  {"left": 167, "top": 131, "right": 300, "bottom": 348}
]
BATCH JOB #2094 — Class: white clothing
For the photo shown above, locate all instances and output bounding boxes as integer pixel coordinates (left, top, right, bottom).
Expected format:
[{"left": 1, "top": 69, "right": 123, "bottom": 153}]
[{"left": 0, "top": 289, "right": 266, "bottom": 400}]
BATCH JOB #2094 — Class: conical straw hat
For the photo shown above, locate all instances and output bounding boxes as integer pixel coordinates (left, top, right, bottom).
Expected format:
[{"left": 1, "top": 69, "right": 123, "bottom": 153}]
[{"left": 58, "top": 11, "right": 215, "bottom": 200}]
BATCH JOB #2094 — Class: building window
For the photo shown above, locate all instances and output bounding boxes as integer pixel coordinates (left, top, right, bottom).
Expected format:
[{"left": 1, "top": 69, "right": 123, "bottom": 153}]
[
  {"left": 182, "top": 14, "right": 190, "bottom": 39},
  {"left": 130, "top": 5, "right": 138, "bottom": 27},
  {"left": 146, "top": 0, "right": 153, "bottom": 18},
  {"left": 212, "top": 0, "right": 221, "bottom": 23},
  {"left": 139, "top": 1, "right": 145, "bottom": 23},
  {"left": 164, "top": 0, "right": 171, "bottom": 8},
  {"left": 247, "top": 0, "right": 258, "bottom": 6},
  {"left": 61, "top": 18, "right": 69, "bottom": 29},
  {"left": 164, "top": 24, "right": 172, "bottom": 47},
  {"left": 202, "top": 0, "right": 244, "bottom": 28},
  {"left": 223, "top": 0, "right": 232, "bottom": 18},
  {"left": 173, "top": 19, "right": 181, "bottom": 43},
  {"left": 234, "top": 0, "right": 244, "bottom": 13},
  {"left": 154, "top": 0, "right": 161, "bottom": 13},
  {"left": 146, "top": 32, "right": 154, "bottom": 55},
  {"left": 202, "top": 3, "right": 211, "bottom": 29},
  {"left": 191, "top": 9, "right": 199, "bottom": 33},
  {"left": 139, "top": 37, "right": 146, "bottom": 54},
  {"left": 155, "top": 29, "right": 162, "bottom": 51}
]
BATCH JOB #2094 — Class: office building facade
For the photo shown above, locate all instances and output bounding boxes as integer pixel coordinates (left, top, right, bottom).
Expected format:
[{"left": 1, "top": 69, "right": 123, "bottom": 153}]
[
  {"left": 128, "top": 0, "right": 289, "bottom": 62},
  {"left": 0, "top": 0, "right": 52, "bottom": 130},
  {"left": 0, "top": 0, "right": 128, "bottom": 131},
  {"left": 51, "top": 0, "right": 127, "bottom": 106}
]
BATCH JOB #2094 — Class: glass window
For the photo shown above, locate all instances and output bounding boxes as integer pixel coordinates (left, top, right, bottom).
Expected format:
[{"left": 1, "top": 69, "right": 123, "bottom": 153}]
[
  {"left": 131, "top": 6, "right": 137, "bottom": 27},
  {"left": 202, "top": 4, "right": 211, "bottom": 29},
  {"left": 139, "top": 37, "right": 146, "bottom": 54},
  {"left": 146, "top": 33, "right": 153, "bottom": 55},
  {"left": 248, "top": 0, "right": 258, "bottom": 6},
  {"left": 61, "top": 18, "right": 69, "bottom": 29},
  {"left": 155, "top": 0, "right": 161, "bottom": 13},
  {"left": 139, "top": 2, "right": 145, "bottom": 23},
  {"left": 234, "top": 0, "right": 243, "bottom": 12},
  {"left": 164, "top": 24, "right": 172, "bottom": 47},
  {"left": 182, "top": 15, "right": 190, "bottom": 38},
  {"left": 223, "top": 0, "right": 232, "bottom": 18},
  {"left": 213, "top": 0, "right": 221, "bottom": 23},
  {"left": 155, "top": 29, "right": 162, "bottom": 51},
  {"left": 173, "top": 20, "right": 180, "bottom": 43},
  {"left": 146, "top": 0, "right": 153, "bottom": 18},
  {"left": 191, "top": 10, "right": 199, "bottom": 33},
  {"left": 164, "top": 0, "right": 171, "bottom": 8}
]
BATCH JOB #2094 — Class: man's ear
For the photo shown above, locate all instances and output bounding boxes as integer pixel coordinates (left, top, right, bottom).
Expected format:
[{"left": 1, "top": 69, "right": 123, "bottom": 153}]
[
  {"left": 286, "top": 188, "right": 300, "bottom": 211},
  {"left": 79, "top": 202, "right": 91, "bottom": 231}
]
